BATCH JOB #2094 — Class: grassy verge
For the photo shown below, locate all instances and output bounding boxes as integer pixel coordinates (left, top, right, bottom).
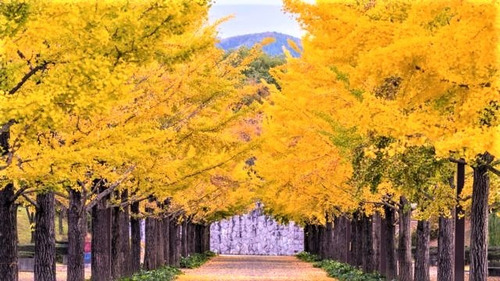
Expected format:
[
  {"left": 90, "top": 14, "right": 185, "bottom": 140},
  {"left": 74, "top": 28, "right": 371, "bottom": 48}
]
[
  {"left": 119, "top": 267, "right": 181, "bottom": 281},
  {"left": 119, "top": 251, "right": 216, "bottom": 281},
  {"left": 296, "top": 251, "right": 385, "bottom": 281},
  {"left": 180, "top": 251, "right": 217, "bottom": 269}
]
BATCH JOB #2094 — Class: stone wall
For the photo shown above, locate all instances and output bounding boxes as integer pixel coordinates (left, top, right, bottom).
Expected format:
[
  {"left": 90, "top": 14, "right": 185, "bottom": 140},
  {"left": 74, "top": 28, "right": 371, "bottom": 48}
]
[{"left": 210, "top": 204, "right": 304, "bottom": 255}]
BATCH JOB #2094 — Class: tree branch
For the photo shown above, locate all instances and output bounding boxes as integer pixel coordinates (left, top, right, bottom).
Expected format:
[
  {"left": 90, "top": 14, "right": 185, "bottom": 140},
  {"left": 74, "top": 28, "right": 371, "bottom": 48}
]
[
  {"left": 8, "top": 61, "right": 54, "bottom": 95},
  {"left": 21, "top": 194, "right": 39, "bottom": 209},
  {"left": 488, "top": 166, "right": 500, "bottom": 177},
  {"left": 85, "top": 165, "right": 136, "bottom": 211},
  {"left": 9, "top": 186, "right": 32, "bottom": 203}
]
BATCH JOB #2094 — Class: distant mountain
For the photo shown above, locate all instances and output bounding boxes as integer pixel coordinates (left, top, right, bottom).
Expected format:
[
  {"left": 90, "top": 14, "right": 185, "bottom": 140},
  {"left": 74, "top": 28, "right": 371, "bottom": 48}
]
[{"left": 217, "top": 32, "right": 302, "bottom": 57}]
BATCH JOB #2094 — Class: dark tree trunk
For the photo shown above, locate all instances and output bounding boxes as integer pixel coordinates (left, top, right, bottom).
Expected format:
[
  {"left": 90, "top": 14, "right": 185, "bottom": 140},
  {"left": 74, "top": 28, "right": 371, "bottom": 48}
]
[
  {"left": 325, "top": 220, "right": 334, "bottom": 259},
  {"left": 384, "top": 205, "right": 397, "bottom": 280},
  {"left": 34, "top": 192, "right": 56, "bottom": 281},
  {"left": 67, "top": 189, "right": 86, "bottom": 281},
  {"left": 130, "top": 202, "right": 141, "bottom": 273},
  {"left": 202, "top": 224, "right": 210, "bottom": 253},
  {"left": 0, "top": 183, "right": 18, "bottom": 281},
  {"left": 351, "top": 213, "right": 363, "bottom": 267},
  {"left": 398, "top": 197, "right": 413, "bottom": 281},
  {"left": 373, "top": 213, "right": 381, "bottom": 272},
  {"left": 318, "top": 224, "right": 327, "bottom": 259},
  {"left": 163, "top": 216, "right": 170, "bottom": 265},
  {"left": 438, "top": 213, "right": 455, "bottom": 281},
  {"left": 339, "top": 216, "right": 351, "bottom": 264},
  {"left": 144, "top": 213, "right": 158, "bottom": 270},
  {"left": 470, "top": 153, "right": 493, "bottom": 281},
  {"left": 361, "top": 214, "right": 375, "bottom": 273},
  {"left": 304, "top": 224, "right": 309, "bottom": 253},
  {"left": 91, "top": 189, "right": 112, "bottom": 281},
  {"left": 181, "top": 220, "right": 189, "bottom": 257},
  {"left": 169, "top": 219, "right": 181, "bottom": 267},
  {"left": 415, "top": 220, "right": 430, "bottom": 281},
  {"left": 379, "top": 216, "right": 387, "bottom": 276},
  {"left": 156, "top": 218, "right": 165, "bottom": 266},
  {"left": 111, "top": 191, "right": 127, "bottom": 279},
  {"left": 119, "top": 191, "right": 131, "bottom": 277},
  {"left": 331, "top": 218, "right": 339, "bottom": 261}
]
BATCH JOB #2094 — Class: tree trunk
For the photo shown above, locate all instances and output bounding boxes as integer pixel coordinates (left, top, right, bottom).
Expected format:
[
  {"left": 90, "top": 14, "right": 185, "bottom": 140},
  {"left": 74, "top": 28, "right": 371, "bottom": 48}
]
[
  {"left": 163, "top": 216, "right": 170, "bottom": 265},
  {"left": 67, "top": 189, "right": 86, "bottom": 281},
  {"left": 339, "top": 216, "right": 351, "bottom": 264},
  {"left": 384, "top": 205, "right": 397, "bottom": 280},
  {"left": 91, "top": 188, "right": 112, "bottom": 281},
  {"left": 351, "top": 213, "right": 363, "bottom": 267},
  {"left": 438, "top": 214, "right": 455, "bottom": 281},
  {"left": 182, "top": 220, "right": 189, "bottom": 257},
  {"left": 304, "top": 224, "right": 309, "bottom": 253},
  {"left": 144, "top": 213, "right": 158, "bottom": 270},
  {"left": 202, "top": 224, "right": 210, "bottom": 253},
  {"left": 379, "top": 215, "right": 387, "bottom": 276},
  {"left": 470, "top": 153, "right": 493, "bottom": 281},
  {"left": 169, "top": 219, "right": 181, "bottom": 267},
  {"left": 111, "top": 192, "right": 125, "bottom": 280},
  {"left": 415, "top": 220, "right": 430, "bottom": 281},
  {"left": 326, "top": 220, "right": 334, "bottom": 259},
  {"left": 398, "top": 197, "right": 413, "bottom": 281},
  {"left": 34, "top": 192, "right": 56, "bottom": 281},
  {"left": 0, "top": 183, "right": 18, "bottom": 281},
  {"left": 362, "top": 214, "right": 375, "bottom": 273},
  {"left": 373, "top": 213, "right": 381, "bottom": 272},
  {"left": 119, "top": 191, "right": 131, "bottom": 277},
  {"left": 130, "top": 202, "right": 141, "bottom": 274},
  {"left": 156, "top": 218, "right": 165, "bottom": 266}
]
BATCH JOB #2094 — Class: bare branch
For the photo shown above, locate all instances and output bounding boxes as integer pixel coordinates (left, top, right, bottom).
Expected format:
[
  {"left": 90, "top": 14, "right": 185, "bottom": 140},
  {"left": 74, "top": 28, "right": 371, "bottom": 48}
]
[
  {"left": 8, "top": 61, "right": 54, "bottom": 95},
  {"left": 21, "top": 193, "right": 39, "bottom": 209},
  {"left": 85, "top": 165, "right": 136, "bottom": 211}
]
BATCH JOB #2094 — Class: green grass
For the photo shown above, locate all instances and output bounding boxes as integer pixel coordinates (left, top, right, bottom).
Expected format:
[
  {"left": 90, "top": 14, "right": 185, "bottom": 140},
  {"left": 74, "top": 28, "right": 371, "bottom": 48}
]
[
  {"left": 490, "top": 214, "right": 500, "bottom": 246},
  {"left": 296, "top": 252, "right": 385, "bottom": 281},
  {"left": 118, "top": 266, "right": 181, "bottom": 281},
  {"left": 17, "top": 206, "right": 68, "bottom": 244},
  {"left": 180, "top": 251, "right": 216, "bottom": 269}
]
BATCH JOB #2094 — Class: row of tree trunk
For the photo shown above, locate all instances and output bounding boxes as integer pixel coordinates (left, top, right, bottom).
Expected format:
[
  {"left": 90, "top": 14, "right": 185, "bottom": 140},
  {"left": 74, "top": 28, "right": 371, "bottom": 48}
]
[
  {"left": 0, "top": 187, "right": 211, "bottom": 281},
  {"left": 304, "top": 198, "right": 459, "bottom": 281}
]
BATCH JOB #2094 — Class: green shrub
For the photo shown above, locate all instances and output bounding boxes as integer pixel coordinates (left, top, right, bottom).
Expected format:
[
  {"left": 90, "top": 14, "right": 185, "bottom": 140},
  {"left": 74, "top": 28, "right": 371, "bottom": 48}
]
[
  {"left": 296, "top": 252, "right": 385, "bottom": 281},
  {"left": 296, "top": 251, "right": 321, "bottom": 262},
  {"left": 118, "top": 266, "right": 181, "bottom": 281},
  {"left": 180, "top": 251, "right": 216, "bottom": 269}
]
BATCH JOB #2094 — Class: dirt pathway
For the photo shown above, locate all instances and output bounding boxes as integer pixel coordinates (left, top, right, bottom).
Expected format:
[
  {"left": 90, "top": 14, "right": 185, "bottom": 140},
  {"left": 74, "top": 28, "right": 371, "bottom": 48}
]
[{"left": 177, "top": 255, "right": 334, "bottom": 281}]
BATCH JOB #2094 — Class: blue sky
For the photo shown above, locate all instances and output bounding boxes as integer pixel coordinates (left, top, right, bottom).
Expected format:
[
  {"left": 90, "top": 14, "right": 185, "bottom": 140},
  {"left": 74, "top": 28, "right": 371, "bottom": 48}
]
[{"left": 209, "top": 0, "right": 310, "bottom": 38}]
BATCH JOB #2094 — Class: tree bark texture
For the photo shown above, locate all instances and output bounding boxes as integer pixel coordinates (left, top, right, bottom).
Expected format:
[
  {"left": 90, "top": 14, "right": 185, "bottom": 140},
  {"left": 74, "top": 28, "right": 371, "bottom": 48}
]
[
  {"left": 325, "top": 220, "right": 334, "bottom": 259},
  {"left": 163, "top": 216, "right": 171, "bottom": 265},
  {"left": 144, "top": 214, "right": 158, "bottom": 270},
  {"left": 398, "top": 197, "right": 413, "bottom": 281},
  {"left": 372, "top": 213, "right": 381, "bottom": 272},
  {"left": 470, "top": 153, "right": 492, "bottom": 281},
  {"left": 384, "top": 205, "right": 397, "bottom": 280},
  {"left": 169, "top": 219, "right": 181, "bottom": 267},
  {"left": 351, "top": 213, "right": 363, "bottom": 267},
  {"left": 438, "top": 214, "right": 455, "bottom": 281},
  {"left": 119, "top": 191, "right": 131, "bottom": 277},
  {"left": 67, "top": 189, "right": 86, "bottom": 281},
  {"left": 379, "top": 216, "right": 388, "bottom": 276},
  {"left": 361, "top": 214, "right": 375, "bottom": 273},
  {"left": 415, "top": 220, "right": 430, "bottom": 281},
  {"left": 91, "top": 189, "right": 112, "bottom": 281},
  {"left": 34, "top": 192, "right": 56, "bottom": 281},
  {"left": 156, "top": 218, "right": 165, "bottom": 266},
  {"left": 130, "top": 202, "right": 141, "bottom": 274},
  {"left": 0, "top": 183, "right": 18, "bottom": 281}
]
